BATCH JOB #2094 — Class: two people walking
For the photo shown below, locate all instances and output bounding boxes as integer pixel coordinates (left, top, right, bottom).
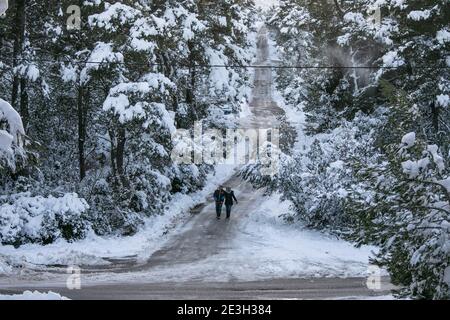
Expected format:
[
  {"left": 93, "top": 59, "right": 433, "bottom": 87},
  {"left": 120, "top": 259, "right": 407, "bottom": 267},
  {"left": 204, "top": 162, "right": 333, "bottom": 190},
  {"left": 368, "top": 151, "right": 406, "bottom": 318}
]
[{"left": 213, "top": 186, "right": 238, "bottom": 220}]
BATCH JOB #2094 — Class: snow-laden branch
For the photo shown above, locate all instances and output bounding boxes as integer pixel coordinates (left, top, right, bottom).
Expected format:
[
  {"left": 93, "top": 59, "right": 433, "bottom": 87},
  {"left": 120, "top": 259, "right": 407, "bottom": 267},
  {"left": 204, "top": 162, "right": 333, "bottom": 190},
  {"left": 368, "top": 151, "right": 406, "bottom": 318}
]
[{"left": 0, "top": 98, "right": 25, "bottom": 148}]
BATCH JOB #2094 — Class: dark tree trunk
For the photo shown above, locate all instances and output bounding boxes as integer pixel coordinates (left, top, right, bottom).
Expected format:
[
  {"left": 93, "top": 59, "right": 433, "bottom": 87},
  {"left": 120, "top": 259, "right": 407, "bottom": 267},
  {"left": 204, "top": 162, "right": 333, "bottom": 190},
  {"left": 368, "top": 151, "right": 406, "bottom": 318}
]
[
  {"left": 108, "top": 124, "right": 127, "bottom": 187},
  {"left": 430, "top": 101, "right": 439, "bottom": 137},
  {"left": 19, "top": 77, "right": 29, "bottom": 130},
  {"left": 333, "top": 0, "right": 344, "bottom": 19},
  {"left": 77, "top": 85, "right": 86, "bottom": 181},
  {"left": 187, "top": 41, "right": 195, "bottom": 100},
  {"left": 109, "top": 129, "right": 117, "bottom": 178},
  {"left": 429, "top": 100, "right": 444, "bottom": 156},
  {"left": 186, "top": 41, "right": 198, "bottom": 122},
  {"left": 115, "top": 126, "right": 127, "bottom": 187},
  {"left": 186, "top": 66, "right": 195, "bottom": 106},
  {"left": 11, "top": 0, "right": 26, "bottom": 109}
]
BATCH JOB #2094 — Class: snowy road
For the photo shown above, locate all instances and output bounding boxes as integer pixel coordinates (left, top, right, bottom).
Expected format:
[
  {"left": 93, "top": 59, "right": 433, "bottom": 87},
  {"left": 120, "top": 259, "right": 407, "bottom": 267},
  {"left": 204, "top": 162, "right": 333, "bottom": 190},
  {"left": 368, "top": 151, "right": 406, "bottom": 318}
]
[
  {"left": 0, "top": 26, "right": 394, "bottom": 300},
  {"left": 1, "top": 166, "right": 393, "bottom": 299},
  {"left": 0, "top": 173, "right": 393, "bottom": 299},
  {"left": 0, "top": 278, "right": 392, "bottom": 300}
]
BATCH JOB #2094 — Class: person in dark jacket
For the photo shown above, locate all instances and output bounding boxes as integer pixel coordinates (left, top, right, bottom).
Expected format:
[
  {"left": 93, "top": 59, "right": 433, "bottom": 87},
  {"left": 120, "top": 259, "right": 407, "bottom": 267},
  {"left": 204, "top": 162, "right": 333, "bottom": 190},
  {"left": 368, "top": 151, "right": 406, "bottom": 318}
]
[
  {"left": 213, "top": 186, "right": 225, "bottom": 219},
  {"left": 224, "top": 187, "right": 238, "bottom": 219}
]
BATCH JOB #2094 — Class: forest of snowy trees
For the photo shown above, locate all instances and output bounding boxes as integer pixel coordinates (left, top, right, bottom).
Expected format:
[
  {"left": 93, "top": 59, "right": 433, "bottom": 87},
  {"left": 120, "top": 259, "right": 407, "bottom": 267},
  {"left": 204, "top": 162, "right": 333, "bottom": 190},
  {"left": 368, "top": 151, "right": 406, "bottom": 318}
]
[
  {"left": 0, "top": 0, "right": 449, "bottom": 300},
  {"left": 1, "top": 0, "right": 256, "bottom": 241},
  {"left": 256, "top": 0, "right": 449, "bottom": 299}
]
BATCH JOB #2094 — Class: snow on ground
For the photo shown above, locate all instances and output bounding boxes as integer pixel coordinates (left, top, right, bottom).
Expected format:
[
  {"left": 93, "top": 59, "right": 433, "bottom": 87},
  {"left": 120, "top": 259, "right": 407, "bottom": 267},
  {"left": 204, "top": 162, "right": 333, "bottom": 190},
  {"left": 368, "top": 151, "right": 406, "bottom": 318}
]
[
  {"left": 76, "top": 194, "right": 379, "bottom": 284},
  {"left": 0, "top": 165, "right": 238, "bottom": 275},
  {"left": 228, "top": 195, "right": 378, "bottom": 279},
  {"left": 334, "top": 295, "right": 400, "bottom": 300},
  {"left": 0, "top": 258, "right": 12, "bottom": 275},
  {"left": 0, "top": 290, "right": 69, "bottom": 300}
]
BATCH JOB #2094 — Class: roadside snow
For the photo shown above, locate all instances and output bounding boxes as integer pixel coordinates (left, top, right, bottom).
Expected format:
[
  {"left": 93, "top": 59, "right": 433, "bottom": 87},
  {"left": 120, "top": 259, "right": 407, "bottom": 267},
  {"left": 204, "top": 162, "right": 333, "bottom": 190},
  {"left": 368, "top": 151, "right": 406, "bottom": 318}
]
[
  {"left": 334, "top": 295, "right": 400, "bottom": 300},
  {"left": 0, "top": 193, "right": 90, "bottom": 245},
  {"left": 193, "top": 195, "right": 378, "bottom": 281},
  {"left": 0, "top": 164, "right": 238, "bottom": 275},
  {"left": 0, "top": 290, "right": 69, "bottom": 300},
  {"left": 0, "top": 257, "right": 12, "bottom": 274},
  {"left": 80, "top": 194, "right": 380, "bottom": 284}
]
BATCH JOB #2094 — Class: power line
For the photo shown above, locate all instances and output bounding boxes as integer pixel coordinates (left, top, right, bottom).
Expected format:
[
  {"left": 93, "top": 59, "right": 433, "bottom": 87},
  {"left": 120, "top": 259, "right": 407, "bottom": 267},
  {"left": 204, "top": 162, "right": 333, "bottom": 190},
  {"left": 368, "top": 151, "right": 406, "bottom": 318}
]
[
  {"left": 1, "top": 57, "right": 448, "bottom": 70},
  {"left": 207, "top": 65, "right": 448, "bottom": 70}
]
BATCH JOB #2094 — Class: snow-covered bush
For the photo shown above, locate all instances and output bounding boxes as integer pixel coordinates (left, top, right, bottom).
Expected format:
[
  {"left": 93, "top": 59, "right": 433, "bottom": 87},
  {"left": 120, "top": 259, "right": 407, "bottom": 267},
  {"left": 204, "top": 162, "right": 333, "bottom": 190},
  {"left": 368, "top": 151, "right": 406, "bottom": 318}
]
[{"left": 0, "top": 193, "right": 90, "bottom": 246}]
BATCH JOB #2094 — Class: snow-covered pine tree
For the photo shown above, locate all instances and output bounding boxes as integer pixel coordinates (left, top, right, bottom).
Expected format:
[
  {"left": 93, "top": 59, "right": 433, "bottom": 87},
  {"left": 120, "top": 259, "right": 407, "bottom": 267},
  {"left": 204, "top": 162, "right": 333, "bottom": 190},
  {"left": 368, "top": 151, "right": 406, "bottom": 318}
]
[
  {"left": 348, "top": 79, "right": 450, "bottom": 299},
  {"left": 350, "top": 132, "right": 450, "bottom": 299},
  {"left": 374, "top": 0, "right": 450, "bottom": 160},
  {"left": 263, "top": 0, "right": 449, "bottom": 299},
  {"left": 81, "top": 0, "right": 256, "bottom": 234},
  {"left": 175, "top": 0, "right": 255, "bottom": 129},
  {"left": 269, "top": 0, "right": 384, "bottom": 134}
]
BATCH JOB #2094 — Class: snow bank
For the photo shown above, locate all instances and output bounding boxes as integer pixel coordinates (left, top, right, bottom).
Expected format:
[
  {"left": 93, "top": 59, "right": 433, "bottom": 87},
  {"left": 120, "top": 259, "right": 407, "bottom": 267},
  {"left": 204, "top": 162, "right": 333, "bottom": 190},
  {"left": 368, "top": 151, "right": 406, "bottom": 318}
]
[
  {"left": 0, "top": 256, "right": 13, "bottom": 274},
  {"left": 83, "top": 194, "right": 379, "bottom": 284},
  {"left": 0, "top": 165, "right": 238, "bottom": 274},
  {"left": 224, "top": 195, "right": 379, "bottom": 280},
  {"left": 0, "top": 291, "right": 69, "bottom": 300}
]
